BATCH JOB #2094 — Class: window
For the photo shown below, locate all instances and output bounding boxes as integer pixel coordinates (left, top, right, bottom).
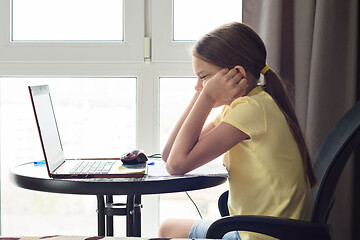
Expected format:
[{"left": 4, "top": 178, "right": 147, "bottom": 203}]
[
  {"left": 0, "top": 0, "right": 143, "bottom": 64},
  {"left": 152, "top": 0, "right": 242, "bottom": 62},
  {"left": 0, "top": 0, "right": 242, "bottom": 236},
  {"left": 173, "top": 0, "right": 242, "bottom": 41},
  {"left": 12, "top": 0, "right": 124, "bottom": 41},
  {"left": 159, "top": 78, "right": 197, "bottom": 148}
]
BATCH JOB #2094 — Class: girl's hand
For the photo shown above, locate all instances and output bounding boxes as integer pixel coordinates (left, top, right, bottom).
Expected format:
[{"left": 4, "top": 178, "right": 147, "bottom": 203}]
[{"left": 202, "top": 68, "right": 248, "bottom": 106}]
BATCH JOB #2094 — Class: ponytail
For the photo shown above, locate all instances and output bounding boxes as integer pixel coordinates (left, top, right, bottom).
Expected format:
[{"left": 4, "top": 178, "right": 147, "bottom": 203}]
[{"left": 264, "top": 69, "right": 317, "bottom": 188}]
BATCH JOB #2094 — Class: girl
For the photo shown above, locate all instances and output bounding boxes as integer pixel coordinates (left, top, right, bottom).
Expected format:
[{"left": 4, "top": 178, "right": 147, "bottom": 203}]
[{"left": 158, "top": 22, "right": 316, "bottom": 240}]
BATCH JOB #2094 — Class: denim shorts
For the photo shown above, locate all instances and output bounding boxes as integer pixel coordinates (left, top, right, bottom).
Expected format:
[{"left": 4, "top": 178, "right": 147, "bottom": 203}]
[{"left": 188, "top": 219, "right": 242, "bottom": 240}]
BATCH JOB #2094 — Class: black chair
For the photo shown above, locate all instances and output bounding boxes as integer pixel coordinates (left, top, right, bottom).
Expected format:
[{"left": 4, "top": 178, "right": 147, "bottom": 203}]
[{"left": 206, "top": 101, "right": 360, "bottom": 240}]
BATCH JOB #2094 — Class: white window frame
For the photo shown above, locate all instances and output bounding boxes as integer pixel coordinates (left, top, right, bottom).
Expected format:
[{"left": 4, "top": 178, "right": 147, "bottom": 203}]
[
  {"left": 152, "top": 0, "right": 195, "bottom": 63},
  {"left": 0, "top": 0, "right": 144, "bottom": 68}
]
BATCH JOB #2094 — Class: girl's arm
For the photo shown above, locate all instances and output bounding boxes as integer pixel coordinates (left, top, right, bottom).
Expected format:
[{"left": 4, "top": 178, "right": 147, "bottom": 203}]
[
  {"left": 162, "top": 91, "right": 215, "bottom": 161},
  {"left": 166, "top": 68, "right": 249, "bottom": 175}
]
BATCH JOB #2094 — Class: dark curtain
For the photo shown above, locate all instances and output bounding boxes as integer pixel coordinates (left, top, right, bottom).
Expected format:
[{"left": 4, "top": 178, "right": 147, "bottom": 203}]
[
  {"left": 354, "top": 4, "right": 360, "bottom": 239},
  {"left": 242, "top": 0, "right": 359, "bottom": 239}
]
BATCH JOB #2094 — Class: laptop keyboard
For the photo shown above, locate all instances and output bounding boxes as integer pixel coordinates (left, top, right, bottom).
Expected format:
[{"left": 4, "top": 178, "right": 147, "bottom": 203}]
[{"left": 70, "top": 160, "right": 115, "bottom": 174}]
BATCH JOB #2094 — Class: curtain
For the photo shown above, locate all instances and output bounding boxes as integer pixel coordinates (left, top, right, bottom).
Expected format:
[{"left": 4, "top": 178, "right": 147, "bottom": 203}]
[{"left": 242, "top": 0, "right": 359, "bottom": 239}]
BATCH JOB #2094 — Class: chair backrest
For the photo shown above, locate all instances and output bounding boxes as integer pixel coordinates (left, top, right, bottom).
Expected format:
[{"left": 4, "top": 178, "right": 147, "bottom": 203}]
[{"left": 311, "top": 101, "right": 360, "bottom": 224}]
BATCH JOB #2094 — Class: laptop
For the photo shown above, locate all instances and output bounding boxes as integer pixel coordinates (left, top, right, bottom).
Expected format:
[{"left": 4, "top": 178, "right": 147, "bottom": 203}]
[{"left": 28, "top": 85, "right": 147, "bottom": 179}]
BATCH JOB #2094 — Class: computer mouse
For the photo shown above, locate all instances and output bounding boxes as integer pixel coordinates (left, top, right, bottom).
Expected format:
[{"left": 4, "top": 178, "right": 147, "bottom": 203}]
[{"left": 120, "top": 150, "right": 148, "bottom": 165}]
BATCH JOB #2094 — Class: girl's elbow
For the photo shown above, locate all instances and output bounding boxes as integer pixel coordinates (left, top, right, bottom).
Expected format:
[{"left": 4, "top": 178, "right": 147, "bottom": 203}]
[
  {"left": 165, "top": 159, "right": 186, "bottom": 175},
  {"left": 165, "top": 163, "right": 176, "bottom": 175}
]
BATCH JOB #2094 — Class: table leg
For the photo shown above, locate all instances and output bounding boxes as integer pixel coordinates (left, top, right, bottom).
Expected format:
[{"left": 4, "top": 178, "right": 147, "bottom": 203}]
[
  {"left": 106, "top": 195, "right": 114, "bottom": 236},
  {"left": 133, "top": 194, "right": 142, "bottom": 237},
  {"left": 126, "top": 194, "right": 135, "bottom": 237},
  {"left": 98, "top": 194, "right": 142, "bottom": 237},
  {"left": 96, "top": 195, "right": 105, "bottom": 236}
]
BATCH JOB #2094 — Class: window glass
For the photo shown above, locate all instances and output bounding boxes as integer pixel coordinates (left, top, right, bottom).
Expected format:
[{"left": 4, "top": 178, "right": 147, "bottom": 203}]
[
  {"left": 1, "top": 77, "right": 136, "bottom": 235},
  {"left": 159, "top": 77, "right": 197, "bottom": 148},
  {"left": 159, "top": 77, "right": 226, "bottom": 221},
  {"left": 173, "top": 0, "right": 242, "bottom": 41},
  {"left": 12, "top": 0, "right": 124, "bottom": 41}
]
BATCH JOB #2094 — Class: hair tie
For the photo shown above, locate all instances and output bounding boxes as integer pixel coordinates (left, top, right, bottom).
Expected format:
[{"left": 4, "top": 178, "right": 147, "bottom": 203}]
[{"left": 260, "top": 64, "right": 270, "bottom": 75}]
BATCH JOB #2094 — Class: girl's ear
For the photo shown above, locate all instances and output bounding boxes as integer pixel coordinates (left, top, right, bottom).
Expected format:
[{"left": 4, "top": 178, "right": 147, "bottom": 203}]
[{"left": 234, "top": 66, "right": 246, "bottom": 78}]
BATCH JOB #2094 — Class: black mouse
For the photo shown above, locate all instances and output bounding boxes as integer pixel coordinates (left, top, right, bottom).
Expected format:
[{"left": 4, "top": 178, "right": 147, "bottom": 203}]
[{"left": 120, "top": 150, "right": 148, "bottom": 165}]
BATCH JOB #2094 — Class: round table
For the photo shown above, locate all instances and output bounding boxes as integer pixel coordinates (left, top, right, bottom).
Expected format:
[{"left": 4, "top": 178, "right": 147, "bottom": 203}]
[{"left": 10, "top": 160, "right": 227, "bottom": 237}]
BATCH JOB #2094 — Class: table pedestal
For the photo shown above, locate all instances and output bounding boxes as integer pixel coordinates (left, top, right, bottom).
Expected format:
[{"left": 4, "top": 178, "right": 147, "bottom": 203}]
[{"left": 97, "top": 194, "right": 142, "bottom": 237}]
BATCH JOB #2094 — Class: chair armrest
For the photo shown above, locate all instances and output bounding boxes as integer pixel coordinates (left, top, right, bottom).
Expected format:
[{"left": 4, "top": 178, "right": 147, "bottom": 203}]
[
  {"left": 206, "top": 215, "right": 332, "bottom": 240},
  {"left": 218, "top": 190, "right": 230, "bottom": 217}
]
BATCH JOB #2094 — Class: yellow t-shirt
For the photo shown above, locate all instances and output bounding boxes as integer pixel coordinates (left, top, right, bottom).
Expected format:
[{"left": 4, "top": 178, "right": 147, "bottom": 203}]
[{"left": 213, "top": 86, "right": 313, "bottom": 240}]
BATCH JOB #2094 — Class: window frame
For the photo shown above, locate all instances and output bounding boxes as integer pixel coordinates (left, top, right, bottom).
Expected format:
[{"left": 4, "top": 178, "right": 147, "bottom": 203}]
[
  {"left": 0, "top": 0, "right": 144, "bottom": 65},
  {"left": 152, "top": 0, "right": 195, "bottom": 63}
]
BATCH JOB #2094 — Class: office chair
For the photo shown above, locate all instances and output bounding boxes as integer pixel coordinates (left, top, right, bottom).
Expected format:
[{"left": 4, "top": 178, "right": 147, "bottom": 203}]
[{"left": 206, "top": 101, "right": 360, "bottom": 240}]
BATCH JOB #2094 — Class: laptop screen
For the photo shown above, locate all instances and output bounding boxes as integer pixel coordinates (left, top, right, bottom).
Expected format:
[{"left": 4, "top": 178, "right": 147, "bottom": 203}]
[{"left": 29, "top": 85, "right": 65, "bottom": 173}]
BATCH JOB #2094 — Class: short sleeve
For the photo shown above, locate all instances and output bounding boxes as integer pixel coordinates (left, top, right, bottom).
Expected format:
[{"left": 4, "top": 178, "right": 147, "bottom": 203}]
[{"left": 222, "top": 97, "right": 265, "bottom": 140}]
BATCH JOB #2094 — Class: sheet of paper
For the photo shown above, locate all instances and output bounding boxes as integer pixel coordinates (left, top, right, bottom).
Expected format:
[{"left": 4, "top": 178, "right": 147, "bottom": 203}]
[{"left": 147, "top": 159, "right": 228, "bottom": 178}]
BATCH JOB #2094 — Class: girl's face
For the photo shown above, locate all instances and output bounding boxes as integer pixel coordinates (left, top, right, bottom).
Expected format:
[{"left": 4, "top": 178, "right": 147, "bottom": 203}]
[
  {"left": 192, "top": 56, "right": 223, "bottom": 92},
  {"left": 192, "top": 55, "right": 249, "bottom": 107}
]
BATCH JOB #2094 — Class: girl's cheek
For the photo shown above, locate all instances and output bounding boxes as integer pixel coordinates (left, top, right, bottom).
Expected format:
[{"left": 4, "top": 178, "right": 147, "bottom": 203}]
[{"left": 202, "top": 79, "right": 209, "bottom": 87}]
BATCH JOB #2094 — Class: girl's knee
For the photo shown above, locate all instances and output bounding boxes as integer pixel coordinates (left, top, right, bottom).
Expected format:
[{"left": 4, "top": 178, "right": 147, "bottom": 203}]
[
  {"left": 158, "top": 219, "right": 177, "bottom": 238},
  {"left": 158, "top": 218, "right": 195, "bottom": 238}
]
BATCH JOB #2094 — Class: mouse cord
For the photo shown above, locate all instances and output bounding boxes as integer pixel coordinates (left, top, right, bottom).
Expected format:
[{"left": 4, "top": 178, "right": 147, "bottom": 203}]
[{"left": 185, "top": 191, "right": 203, "bottom": 219}]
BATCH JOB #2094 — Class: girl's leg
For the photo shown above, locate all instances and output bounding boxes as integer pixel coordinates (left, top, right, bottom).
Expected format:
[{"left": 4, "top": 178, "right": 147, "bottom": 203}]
[
  {"left": 159, "top": 218, "right": 241, "bottom": 240},
  {"left": 158, "top": 218, "right": 196, "bottom": 238}
]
